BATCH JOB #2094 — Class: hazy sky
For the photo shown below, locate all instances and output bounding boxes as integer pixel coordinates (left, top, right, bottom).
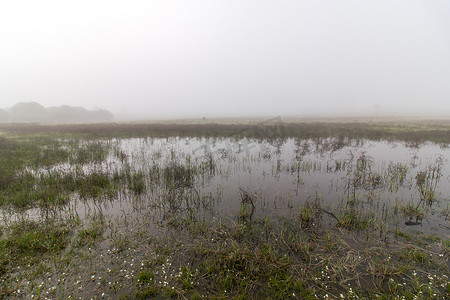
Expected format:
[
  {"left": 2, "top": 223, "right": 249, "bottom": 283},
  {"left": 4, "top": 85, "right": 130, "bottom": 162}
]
[{"left": 1, "top": 0, "right": 450, "bottom": 119}]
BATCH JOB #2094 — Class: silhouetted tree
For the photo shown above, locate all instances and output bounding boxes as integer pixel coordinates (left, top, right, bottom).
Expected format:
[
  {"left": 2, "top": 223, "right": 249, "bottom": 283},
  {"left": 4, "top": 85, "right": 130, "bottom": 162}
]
[
  {"left": 11, "top": 102, "right": 47, "bottom": 122},
  {"left": 6, "top": 102, "right": 114, "bottom": 123}
]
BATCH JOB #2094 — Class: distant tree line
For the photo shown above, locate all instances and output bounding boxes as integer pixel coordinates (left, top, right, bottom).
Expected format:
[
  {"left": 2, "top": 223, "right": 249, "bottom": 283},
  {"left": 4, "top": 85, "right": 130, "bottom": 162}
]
[{"left": 0, "top": 102, "right": 113, "bottom": 123}]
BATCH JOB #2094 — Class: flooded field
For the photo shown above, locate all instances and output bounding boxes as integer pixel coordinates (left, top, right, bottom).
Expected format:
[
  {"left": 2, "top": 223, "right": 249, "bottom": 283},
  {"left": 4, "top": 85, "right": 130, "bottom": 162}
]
[
  {"left": 0, "top": 122, "right": 449, "bottom": 299},
  {"left": 13, "top": 137, "right": 449, "bottom": 233}
]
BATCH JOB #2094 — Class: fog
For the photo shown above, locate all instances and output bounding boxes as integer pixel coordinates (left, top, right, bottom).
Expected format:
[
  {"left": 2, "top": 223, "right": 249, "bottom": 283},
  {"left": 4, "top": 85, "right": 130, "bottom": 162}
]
[{"left": 1, "top": 0, "right": 450, "bottom": 120}]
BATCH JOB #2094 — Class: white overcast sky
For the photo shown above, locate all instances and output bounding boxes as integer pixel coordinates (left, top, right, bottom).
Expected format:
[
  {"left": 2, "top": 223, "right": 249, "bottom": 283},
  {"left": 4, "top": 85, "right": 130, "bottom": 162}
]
[{"left": 1, "top": 0, "right": 450, "bottom": 119}]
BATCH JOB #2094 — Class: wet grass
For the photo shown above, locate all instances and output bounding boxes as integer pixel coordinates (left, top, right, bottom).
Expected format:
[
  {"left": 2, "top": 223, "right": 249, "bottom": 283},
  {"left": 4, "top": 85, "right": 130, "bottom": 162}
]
[
  {"left": 0, "top": 220, "right": 74, "bottom": 277},
  {"left": 0, "top": 121, "right": 449, "bottom": 298},
  {"left": 1, "top": 204, "right": 448, "bottom": 298},
  {"left": 129, "top": 217, "right": 448, "bottom": 299}
]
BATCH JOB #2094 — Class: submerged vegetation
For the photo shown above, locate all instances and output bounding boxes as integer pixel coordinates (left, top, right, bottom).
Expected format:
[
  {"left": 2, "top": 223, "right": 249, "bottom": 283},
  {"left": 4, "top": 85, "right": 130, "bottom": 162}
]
[{"left": 0, "top": 121, "right": 449, "bottom": 298}]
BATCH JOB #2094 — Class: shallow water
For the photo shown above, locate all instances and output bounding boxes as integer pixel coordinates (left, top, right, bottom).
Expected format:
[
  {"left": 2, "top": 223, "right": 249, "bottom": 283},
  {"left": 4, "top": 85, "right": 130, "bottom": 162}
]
[
  {"left": 119, "top": 138, "right": 448, "bottom": 230},
  {"left": 4, "top": 137, "right": 450, "bottom": 236}
]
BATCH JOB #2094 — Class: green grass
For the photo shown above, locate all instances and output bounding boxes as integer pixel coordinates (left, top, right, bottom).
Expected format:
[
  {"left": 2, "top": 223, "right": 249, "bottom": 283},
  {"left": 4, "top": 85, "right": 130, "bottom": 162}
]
[
  {"left": 0, "top": 220, "right": 73, "bottom": 275},
  {"left": 129, "top": 216, "right": 449, "bottom": 299},
  {"left": 76, "top": 220, "right": 105, "bottom": 247},
  {"left": 338, "top": 208, "right": 373, "bottom": 230}
]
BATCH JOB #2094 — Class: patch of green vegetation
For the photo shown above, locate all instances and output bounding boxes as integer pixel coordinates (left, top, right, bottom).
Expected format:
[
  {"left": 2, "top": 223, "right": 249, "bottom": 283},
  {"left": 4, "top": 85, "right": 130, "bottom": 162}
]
[
  {"left": 0, "top": 135, "right": 121, "bottom": 211},
  {"left": 299, "top": 205, "right": 314, "bottom": 229},
  {"left": 77, "top": 171, "right": 117, "bottom": 200},
  {"left": 397, "top": 247, "right": 430, "bottom": 265},
  {"left": 130, "top": 171, "right": 145, "bottom": 195},
  {"left": 200, "top": 242, "right": 310, "bottom": 298},
  {"left": 338, "top": 208, "right": 372, "bottom": 230},
  {"left": 400, "top": 200, "right": 425, "bottom": 223},
  {"left": 0, "top": 220, "right": 72, "bottom": 275},
  {"left": 163, "top": 163, "right": 195, "bottom": 189},
  {"left": 71, "top": 140, "right": 109, "bottom": 164},
  {"left": 442, "top": 239, "right": 449, "bottom": 252},
  {"left": 422, "top": 233, "right": 441, "bottom": 243},
  {"left": 135, "top": 285, "right": 158, "bottom": 299},
  {"left": 137, "top": 270, "right": 154, "bottom": 284},
  {"left": 76, "top": 220, "right": 105, "bottom": 247},
  {"left": 395, "top": 230, "right": 413, "bottom": 240},
  {"left": 136, "top": 222, "right": 315, "bottom": 299},
  {"left": 0, "top": 137, "right": 71, "bottom": 192},
  {"left": 135, "top": 270, "right": 158, "bottom": 298}
]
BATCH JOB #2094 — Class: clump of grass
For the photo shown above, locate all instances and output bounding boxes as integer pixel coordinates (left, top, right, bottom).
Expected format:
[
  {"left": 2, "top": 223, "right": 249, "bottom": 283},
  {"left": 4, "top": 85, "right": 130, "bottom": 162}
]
[
  {"left": 415, "top": 158, "right": 443, "bottom": 204},
  {"left": 135, "top": 284, "right": 158, "bottom": 299},
  {"left": 422, "top": 234, "right": 441, "bottom": 243},
  {"left": 130, "top": 171, "right": 146, "bottom": 195},
  {"left": 338, "top": 208, "right": 372, "bottom": 230},
  {"left": 387, "top": 162, "right": 408, "bottom": 191},
  {"left": 77, "top": 171, "right": 117, "bottom": 200},
  {"left": 299, "top": 206, "right": 314, "bottom": 229},
  {"left": 35, "top": 142, "right": 70, "bottom": 167},
  {"left": 398, "top": 247, "right": 429, "bottom": 265},
  {"left": 135, "top": 270, "right": 158, "bottom": 299},
  {"left": 443, "top": 239, "right": 450, "bottom": 253},
  {"left": 137, "top": 269, "right": 155, "bottom": 284},
  {"left": 163, "top": 163, "right": 196, "bottom": 189},
  {"left": 238, "top": 188, "right": 256, "bottom": 221},
  {"left": 76, "top": 220, "right": 105, "bottom": 247},
  {"left": 70, "top": 140, "right": 109, "bottom": 165},
  {"left": 400, "top": 200, "right": 425, "bottom": 224},
  {"left": 395, "top": 230, "right": 413, "bottom": 240}
]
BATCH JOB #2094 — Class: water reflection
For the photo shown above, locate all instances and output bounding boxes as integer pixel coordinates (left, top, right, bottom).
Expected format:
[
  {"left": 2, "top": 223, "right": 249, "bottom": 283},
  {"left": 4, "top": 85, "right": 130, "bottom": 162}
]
[{"left": 3, "top": 137, "right": 450, "bottom": 236}]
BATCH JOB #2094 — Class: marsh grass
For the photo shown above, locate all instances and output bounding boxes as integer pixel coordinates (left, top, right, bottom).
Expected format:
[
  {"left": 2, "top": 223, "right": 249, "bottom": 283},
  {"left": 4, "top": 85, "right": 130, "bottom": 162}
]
[
  {"left": 0, "top": 122, "right": 449, "bottom": 298},
  {"left": 132, "top": 215, "right": 449, "bottom": 299},
  {"left": 338, "top": 208, "right": 373, "bottom": 230},
  {"left": 415, "top": 158, "right": 443, "bottom": 204},
  {"left": 2, "top": 119, "right": 450, "bottom": 144}
]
